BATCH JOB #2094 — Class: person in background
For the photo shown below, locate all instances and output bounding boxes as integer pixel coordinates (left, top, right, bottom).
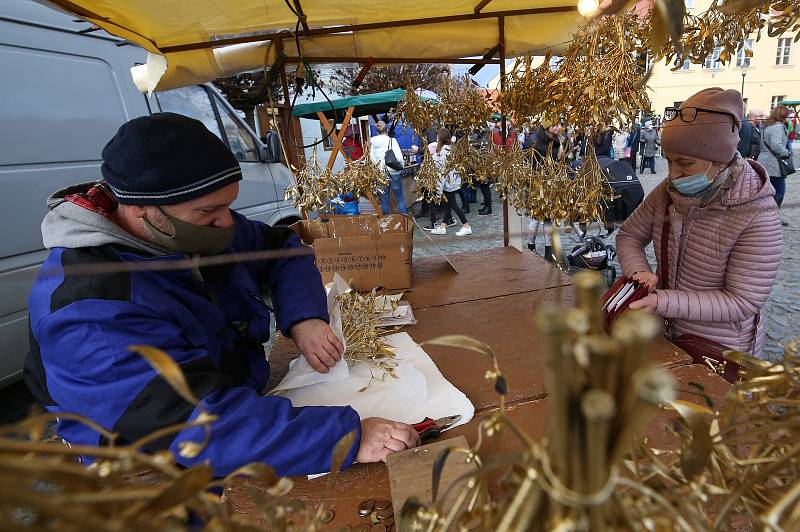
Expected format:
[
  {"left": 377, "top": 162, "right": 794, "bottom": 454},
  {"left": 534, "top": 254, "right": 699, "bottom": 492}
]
[
  {"left": 627, "top": 122, "right": 641, "bottom": 173},
  {"left": 757, "top": 104, "right": 792, "bottom": 221},
  {"left": 738, "top": 110, "right": 762, "bottom": 159},
  {"left": 341, "top": 124, "right": 363, "bottom": 161},
  {"left": 617, "top": 88, "right": 782, "bottom": 359},
  {"left": 639, "top": 121, "right": 659, "bottom": 174},
  {"left": 370, "top": 120, "right": 407, "bottom": 215},
  {"left": 426, "top": 128, "right": 471, "bottom": 236},
  {"left": 593, "top": 126, "right": 614, "bottom": 157},
  {"left": 613, "top": 127, "right": 629, "bottom": 161},
  {"left": 787, "top": 111, "right": 797, "bottom": 144}
]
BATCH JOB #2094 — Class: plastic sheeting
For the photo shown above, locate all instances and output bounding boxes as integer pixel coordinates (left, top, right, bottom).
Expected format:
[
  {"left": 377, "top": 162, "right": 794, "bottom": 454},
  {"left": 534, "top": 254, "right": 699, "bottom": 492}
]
[{"left": 45, "top": 0, "right": 582, "bottom": 92}]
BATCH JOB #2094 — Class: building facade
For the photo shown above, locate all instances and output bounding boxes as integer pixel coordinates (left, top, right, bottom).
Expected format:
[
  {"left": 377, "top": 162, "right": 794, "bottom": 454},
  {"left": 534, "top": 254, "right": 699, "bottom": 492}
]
[{"left": 647, "top": 0, "right": 799, "bottom": 117}]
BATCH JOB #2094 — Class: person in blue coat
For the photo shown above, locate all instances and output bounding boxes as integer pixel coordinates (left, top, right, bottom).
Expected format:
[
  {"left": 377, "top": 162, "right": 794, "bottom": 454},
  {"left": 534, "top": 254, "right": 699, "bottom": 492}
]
[{"left": 24, "top": 113, "right": 419, "bottom": 477}]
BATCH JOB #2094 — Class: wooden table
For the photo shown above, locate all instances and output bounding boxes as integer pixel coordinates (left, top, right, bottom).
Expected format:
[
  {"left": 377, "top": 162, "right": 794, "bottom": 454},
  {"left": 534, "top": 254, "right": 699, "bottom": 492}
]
[{"left": 236, "top": 248, "right": 726, "bottom": 529}]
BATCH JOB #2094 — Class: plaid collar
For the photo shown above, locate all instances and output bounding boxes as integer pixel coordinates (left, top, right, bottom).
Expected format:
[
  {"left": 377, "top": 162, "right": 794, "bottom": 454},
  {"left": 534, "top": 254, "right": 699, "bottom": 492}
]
[{"left": 63, "top": 182, "right": 118, "bottom": 219}]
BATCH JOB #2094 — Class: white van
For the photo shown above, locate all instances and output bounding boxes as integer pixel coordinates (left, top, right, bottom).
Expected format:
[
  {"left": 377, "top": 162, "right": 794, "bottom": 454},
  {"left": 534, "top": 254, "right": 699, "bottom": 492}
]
[{"left": 0, "top": 0, "right": 301, "bottom": 387}]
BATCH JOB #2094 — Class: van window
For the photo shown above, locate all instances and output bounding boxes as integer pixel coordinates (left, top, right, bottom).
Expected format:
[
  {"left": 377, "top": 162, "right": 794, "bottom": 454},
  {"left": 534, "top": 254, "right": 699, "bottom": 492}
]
[
  {"left": 213, "top": 95, "right": 259, "bottom": 162},
  {"left": 155, "top": 86, "right": 223, "bottom": 139}
]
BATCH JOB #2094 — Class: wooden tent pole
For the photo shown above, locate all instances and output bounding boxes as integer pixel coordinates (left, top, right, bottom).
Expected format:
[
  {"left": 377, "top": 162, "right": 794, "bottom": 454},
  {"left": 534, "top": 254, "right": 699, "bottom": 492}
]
[
  {"left": 317, "top": 106, "right": 355, "bottom": 170},
  {"left": 499, "top": 16, "right": 509, "bottom": 248}
]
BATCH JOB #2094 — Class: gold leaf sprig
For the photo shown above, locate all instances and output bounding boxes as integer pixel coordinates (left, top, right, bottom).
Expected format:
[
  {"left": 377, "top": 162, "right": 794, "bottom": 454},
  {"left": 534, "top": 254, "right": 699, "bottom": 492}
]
[
  {"left": 336, "top": 285, "right": 398, "bottom": 392},
  {"left": 284, "top": 150, "right": 339, "bottom": 213},
  {"left": 498, "top": 12, "right": 651, "bottom": 134},
  {"left": 414, "top": 150, "right": 446, "bottom": 205},
  {"left": 341, "top": 144, "right": 389, "bottom": 200},
  {"left": 496, "top": 144, "right": 617, "bottom": 225}
]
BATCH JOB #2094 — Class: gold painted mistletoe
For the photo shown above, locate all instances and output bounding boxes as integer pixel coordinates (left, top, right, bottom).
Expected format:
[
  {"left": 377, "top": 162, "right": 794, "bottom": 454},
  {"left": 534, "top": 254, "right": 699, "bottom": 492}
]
[
  {"left": 495, "top": 144, "right": 617, "bottom": 225},
  {"left": 285, "top": 147, "right": 387, "bottom": 213},
  {"left": 396, "top": 75, "right": 493, "bottom": 138},
  {"left": 499, "top": 11, "right": 651, "bottom": 133},
  {"left": 337, "top": 285, "right": 398, "bottom": 391}
]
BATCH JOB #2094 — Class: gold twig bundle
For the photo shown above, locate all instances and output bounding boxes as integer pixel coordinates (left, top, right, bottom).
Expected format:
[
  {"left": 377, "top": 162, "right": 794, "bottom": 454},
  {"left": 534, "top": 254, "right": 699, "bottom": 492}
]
[
  {"left": 496, "top": 145, "right": 617, "bottom": 225},
  {"left": 285, "top": 147, "right": 388, "bottom": 213},
  {"left": 396, "top": 75, "right": 493, "bottom": 137},
  {"left": 400, "top": 272, "right": 680, "bottom": 530},
  {"left": 414, "top": 150, "right": 446, "bottom": 205},
  {"left": 336, "top": 285, "right": 398, "bottom": 391},
  {"left": 499, "top": 12, "right": 651, "bottom": 133},
  {"left": 285, "top": 150, "right": 338, "bottom": 212}
]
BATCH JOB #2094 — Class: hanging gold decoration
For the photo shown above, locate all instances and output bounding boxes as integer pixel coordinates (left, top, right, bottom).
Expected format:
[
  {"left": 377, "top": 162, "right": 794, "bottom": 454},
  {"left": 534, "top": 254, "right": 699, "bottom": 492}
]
[
  {"left": 396, "top": 75, "right": 493, "bottom": 138},
  {"left": 414, "top": 150, "right": 446, "bottom": 205},
  {"left": 496, "top": 144, "right": 617, "bottom": 225},
  {"left": 341, "top": 145, "right": 389, "bottom": 200},
  {"left": 285, "top": 149, "right": 338, "bottom": 213},
  {"left": 498, "top": 12, "right": 651, "bottom": 134},
  {"left": 285, "top": 147, "right": 388, "bottom": 213}
]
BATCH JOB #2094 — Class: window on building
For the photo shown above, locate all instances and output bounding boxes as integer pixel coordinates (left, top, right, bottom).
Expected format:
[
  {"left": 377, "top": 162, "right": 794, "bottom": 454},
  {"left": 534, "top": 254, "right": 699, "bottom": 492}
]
[
  {"left": 772, "top": 96, "right": 786, "bottom": 109},
  {"left": 736, "top": 39, "right": 754, "bottom": 67},
  {"left": 704, "top": 47, "right": 723, "bottom": 70},
  {"left": 676, "top": 58, "right": 691, "bottom": 70},
  {"left": 684, "top": 0, "right": 694, "bottom": 8},
  {"left": 776, "top": 38, "right": 791, "bottom": 65}
]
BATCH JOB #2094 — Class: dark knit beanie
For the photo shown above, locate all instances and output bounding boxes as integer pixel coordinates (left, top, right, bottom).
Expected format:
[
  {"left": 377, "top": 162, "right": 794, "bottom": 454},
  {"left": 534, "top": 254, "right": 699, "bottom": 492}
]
[
  {"left": 101, "top": 112, "right": 242, "bottom": 205},
  {"left": 661, "top": 87, "right": 744, "bottom": 163}
]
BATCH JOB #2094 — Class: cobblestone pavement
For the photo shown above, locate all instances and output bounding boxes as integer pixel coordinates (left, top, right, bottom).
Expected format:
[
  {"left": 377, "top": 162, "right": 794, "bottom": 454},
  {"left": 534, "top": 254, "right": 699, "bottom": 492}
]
[{"left": 412, "top": 146, "right": 800, "bottom": 361}]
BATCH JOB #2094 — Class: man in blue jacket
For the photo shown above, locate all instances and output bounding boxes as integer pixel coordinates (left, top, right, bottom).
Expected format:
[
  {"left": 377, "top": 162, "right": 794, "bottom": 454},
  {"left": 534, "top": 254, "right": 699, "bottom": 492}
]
[{"left": 24, "top": 113, "right": 419, "bottom": 476}]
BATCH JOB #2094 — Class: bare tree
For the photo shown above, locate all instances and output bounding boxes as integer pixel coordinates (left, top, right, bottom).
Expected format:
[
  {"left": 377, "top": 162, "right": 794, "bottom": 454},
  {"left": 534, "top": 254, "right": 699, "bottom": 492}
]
[
  {"left": 213, "top": 71, "right": 295, "bottom": 130},
  {"left": 329, "top": 64, "right": 451, "bottom": 96}
]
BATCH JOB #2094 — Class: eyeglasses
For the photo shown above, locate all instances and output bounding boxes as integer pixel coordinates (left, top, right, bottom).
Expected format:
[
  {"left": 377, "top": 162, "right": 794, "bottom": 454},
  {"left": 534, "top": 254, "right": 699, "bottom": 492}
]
[{"left": 664, "top": 106, "right": 739, "bottom": 133}]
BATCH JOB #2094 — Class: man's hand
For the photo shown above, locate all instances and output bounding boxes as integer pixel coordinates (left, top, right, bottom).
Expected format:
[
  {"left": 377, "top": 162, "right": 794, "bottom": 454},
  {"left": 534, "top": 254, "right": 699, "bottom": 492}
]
[
  {"left": 628, "top": 293, "right": 658, "bottom": 313},
  {"left": 290, "top": 319, "right": 344, "bottom": 373},
  {"left": 632, "top": 271, "right": 659, "bottom": 291},
  {"left": 356, "top": 417, "right": 421, "bottom": 463}
]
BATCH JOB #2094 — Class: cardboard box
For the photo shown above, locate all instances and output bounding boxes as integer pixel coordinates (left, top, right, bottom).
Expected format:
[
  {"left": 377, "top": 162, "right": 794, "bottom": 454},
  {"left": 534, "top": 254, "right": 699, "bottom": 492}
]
[{"left": 290, "top": 214, "right": 413, "bottom": 292}]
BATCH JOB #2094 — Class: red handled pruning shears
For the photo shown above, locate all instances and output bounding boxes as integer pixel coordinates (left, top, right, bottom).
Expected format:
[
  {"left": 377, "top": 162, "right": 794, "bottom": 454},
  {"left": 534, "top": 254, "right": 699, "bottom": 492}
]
[{"left": 412, "top": 415, "right": 462, "bottom": 442}]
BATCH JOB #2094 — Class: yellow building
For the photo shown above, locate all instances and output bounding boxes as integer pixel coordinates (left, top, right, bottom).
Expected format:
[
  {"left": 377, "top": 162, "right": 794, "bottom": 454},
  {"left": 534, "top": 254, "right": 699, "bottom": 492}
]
[{"left": 647, "top": 0, "right": 800, "bottom": 117}]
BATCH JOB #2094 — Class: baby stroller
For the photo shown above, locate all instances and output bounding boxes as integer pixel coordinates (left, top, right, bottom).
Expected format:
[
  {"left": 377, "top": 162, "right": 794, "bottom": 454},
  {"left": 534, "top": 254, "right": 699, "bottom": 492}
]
[{"left": 565, "top": 156, "right": 644, "bottom": 285}]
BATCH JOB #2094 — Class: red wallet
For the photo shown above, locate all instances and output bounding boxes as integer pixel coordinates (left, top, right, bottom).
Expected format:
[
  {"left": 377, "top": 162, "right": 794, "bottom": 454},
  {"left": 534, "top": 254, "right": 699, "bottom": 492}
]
[{"left": 601, "top": 276, "right": 650, "bottom": 333}]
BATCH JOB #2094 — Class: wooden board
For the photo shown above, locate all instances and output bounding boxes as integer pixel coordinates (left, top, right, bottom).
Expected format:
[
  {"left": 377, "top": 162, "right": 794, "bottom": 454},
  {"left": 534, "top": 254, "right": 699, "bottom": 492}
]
[
  {"left": 405, "top": 247, "right": 573, "bottom": 310},
  {"left": 230, "top": 367, "right": 727, "bottom": 528},
  {"left": 387, "top": 436, "right": 477, "bottom": 519}
]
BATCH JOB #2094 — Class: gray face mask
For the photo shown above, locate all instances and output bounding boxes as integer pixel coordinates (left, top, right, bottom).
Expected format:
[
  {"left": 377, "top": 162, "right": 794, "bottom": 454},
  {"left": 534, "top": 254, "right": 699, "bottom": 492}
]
[{"left": 142, "top": 207, "right": 234, "bottom": 255}]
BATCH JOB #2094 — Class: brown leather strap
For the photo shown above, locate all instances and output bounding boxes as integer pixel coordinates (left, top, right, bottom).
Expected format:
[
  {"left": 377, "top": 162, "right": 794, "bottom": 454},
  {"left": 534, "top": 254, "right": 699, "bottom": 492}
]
[{"left": 660, "top": 196, "right": 672, "bottom": 290}]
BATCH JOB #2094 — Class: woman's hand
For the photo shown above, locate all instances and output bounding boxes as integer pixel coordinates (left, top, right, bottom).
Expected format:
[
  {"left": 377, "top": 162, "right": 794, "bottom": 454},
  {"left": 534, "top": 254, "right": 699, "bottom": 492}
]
[
  {"left": 628, "top": 293, "right": 658, "bottom": 313},
  {"left": 632, "top": 271, "right": 658, "bottom": 291}
]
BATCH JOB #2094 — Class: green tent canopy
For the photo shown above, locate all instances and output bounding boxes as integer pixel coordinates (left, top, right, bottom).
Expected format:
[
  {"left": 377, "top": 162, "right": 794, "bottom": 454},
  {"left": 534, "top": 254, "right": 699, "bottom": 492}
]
[{"left": 291, "top": 88, "right": 436, "bottom": 120}]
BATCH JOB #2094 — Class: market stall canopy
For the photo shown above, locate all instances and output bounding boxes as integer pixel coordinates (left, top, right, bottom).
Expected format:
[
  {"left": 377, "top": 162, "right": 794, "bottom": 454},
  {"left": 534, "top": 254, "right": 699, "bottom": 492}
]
[
  {"left": 291, "top": 89, "right": 436, "bottom": 120},
  {"left": 43, "top": 0, "right": 582, "bottom": 92}
]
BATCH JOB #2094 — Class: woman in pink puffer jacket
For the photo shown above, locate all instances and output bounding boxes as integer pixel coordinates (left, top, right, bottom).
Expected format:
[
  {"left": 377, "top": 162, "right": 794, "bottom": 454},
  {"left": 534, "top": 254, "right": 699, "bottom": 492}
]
[{"left": 617, "top": 88, "right": 783, "bottom": 358}]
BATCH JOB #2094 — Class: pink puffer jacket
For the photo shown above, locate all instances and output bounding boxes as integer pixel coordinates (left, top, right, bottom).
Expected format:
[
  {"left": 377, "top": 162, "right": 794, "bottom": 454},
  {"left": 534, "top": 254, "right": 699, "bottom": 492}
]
[{"left": 617, "top": 158, "right": 783, "bottom": 357}]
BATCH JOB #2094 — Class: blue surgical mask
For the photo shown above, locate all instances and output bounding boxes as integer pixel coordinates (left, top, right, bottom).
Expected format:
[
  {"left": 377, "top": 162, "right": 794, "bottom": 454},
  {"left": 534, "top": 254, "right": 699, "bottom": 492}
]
[{"left": 670, "top": 163, "right": 716, "bottom": 197}]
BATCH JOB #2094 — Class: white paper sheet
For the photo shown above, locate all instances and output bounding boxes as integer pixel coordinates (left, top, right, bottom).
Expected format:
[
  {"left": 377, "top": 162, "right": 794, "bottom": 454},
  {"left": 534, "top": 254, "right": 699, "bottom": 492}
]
[
  {"left": 270, "top": 273, "right": 350, "bottom": 390},
  {"left": 377, "top": 301, "right": 417, "bottom": 327},
  {"left": 271, "top": 332, "right": 474, "bottom": 427}
]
